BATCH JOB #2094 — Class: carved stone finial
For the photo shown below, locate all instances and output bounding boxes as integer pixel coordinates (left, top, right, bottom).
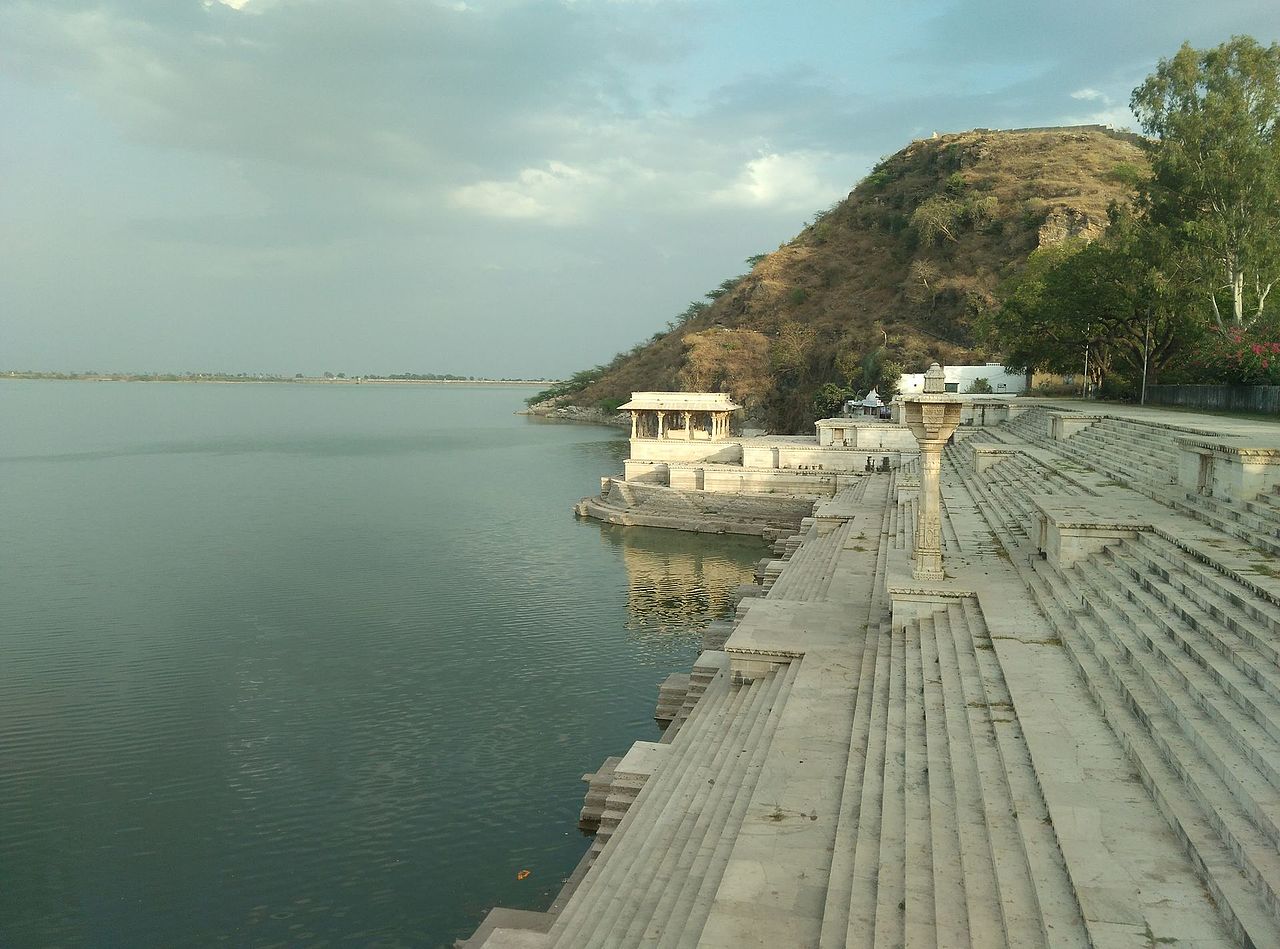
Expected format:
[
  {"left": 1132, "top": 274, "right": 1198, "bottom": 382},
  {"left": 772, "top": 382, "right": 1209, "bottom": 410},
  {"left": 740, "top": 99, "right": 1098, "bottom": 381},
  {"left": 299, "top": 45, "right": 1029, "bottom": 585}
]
[{"left": 923, "top": 362, "right": 946, "bottom": 394}]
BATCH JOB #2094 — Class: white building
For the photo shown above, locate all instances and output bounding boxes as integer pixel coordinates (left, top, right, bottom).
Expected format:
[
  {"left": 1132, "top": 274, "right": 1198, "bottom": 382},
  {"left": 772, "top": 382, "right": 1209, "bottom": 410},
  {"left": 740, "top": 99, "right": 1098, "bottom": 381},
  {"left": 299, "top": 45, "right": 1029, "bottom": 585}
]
[{"left": 897, "top": 362, "right": 1026, "bottom": 395}]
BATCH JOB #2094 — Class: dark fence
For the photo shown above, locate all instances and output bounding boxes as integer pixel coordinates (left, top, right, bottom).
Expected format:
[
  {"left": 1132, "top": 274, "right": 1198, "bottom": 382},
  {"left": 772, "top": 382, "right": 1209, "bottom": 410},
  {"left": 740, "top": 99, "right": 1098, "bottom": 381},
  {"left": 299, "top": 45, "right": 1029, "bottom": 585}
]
[{"left": 1146, "top": 384, "right": 1280, "bottom": 414}]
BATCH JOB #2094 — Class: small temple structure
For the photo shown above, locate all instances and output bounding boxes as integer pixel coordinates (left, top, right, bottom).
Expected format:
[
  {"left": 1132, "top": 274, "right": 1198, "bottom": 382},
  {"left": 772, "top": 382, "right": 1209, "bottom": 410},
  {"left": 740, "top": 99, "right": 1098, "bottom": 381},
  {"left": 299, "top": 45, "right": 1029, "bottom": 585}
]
[{"left": 618, "top": 391, "right": 740, "bottom": 441}]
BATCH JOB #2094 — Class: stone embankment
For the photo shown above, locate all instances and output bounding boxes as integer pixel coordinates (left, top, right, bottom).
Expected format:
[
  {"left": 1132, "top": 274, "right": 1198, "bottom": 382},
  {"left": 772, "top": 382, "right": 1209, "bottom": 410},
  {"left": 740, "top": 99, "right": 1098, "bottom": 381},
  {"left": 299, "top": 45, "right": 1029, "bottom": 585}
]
[
  {"left": 465, "top": 401, "right": 1280, "bottom": 948},
  {"left": 576, "top": 478, "right": 814, "bottom": 540}
]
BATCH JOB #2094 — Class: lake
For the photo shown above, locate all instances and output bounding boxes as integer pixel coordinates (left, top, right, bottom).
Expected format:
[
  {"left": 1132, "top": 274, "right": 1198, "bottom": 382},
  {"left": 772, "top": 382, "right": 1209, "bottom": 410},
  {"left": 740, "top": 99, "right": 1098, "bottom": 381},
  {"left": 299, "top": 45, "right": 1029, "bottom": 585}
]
[{"left": 0, "top": 380, "right": 765, "bottom": 948}]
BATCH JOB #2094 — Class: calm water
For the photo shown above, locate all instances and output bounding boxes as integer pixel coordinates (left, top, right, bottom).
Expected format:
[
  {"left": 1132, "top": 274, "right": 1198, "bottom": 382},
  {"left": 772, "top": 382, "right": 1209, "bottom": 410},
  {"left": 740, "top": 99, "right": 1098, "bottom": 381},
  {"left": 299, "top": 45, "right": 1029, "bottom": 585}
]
[{"left": 0, "top": 381, "right": 765, "bottom": 948}]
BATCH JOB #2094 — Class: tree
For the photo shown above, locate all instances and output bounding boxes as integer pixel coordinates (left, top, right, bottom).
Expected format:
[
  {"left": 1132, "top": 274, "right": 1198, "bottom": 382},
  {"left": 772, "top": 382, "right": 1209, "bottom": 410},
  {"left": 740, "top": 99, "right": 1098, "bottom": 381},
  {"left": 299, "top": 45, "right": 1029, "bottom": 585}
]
[
  {"left": 965, "top": 377, "right": 993, "bottom": 394},
  {"left": 981, "top": 206, "right": 1203, "bottom": 396},
  {"left": 1131, "top": 36, "right": 1280, "bottom": 331},
  {"left": 812, "top": 382, "right": 852, "bottom": 418},
  {"left": 911, "top": 195, "right": 963, "bottom": 243}
]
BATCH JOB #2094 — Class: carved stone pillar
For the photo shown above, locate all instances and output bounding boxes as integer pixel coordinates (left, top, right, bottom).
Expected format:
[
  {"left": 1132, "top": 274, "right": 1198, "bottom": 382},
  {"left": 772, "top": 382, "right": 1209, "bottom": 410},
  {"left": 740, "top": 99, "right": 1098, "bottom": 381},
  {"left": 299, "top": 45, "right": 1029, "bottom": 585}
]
[
  {"left": 913, "top": 438, "right": 947, "bottom": 579},
  {"left": 683, "top": 411, "right": 692, "bottom": 440},
  {"left": 630, "top": 411, "right": 638, "bottom": 438},
  {"left": 902, "top": 363, "right": 963, "bottom": 582}
]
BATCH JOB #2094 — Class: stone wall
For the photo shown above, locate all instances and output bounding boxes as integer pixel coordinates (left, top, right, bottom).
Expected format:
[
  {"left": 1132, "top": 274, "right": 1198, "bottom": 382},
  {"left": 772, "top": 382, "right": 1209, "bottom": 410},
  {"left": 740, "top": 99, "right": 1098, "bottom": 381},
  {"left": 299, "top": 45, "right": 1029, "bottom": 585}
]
[{"left": 578, "top": 479, "right": 814, "bottom": 537}]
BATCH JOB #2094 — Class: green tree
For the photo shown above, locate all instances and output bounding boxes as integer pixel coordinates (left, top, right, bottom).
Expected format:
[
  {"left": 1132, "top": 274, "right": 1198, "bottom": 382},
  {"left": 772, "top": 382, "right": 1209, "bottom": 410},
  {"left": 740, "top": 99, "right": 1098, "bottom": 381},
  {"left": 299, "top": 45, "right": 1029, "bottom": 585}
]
[
  {"left": 1131, "top": 36, "right": 1280, "bottom": 331},
  {"left": 812, "top": 382, "right": 852, "bottom": 418},
  {"left": 910, "top": 195, "right": 963, "bottom": 244},
  {"left": 982, "top": 207, "right": 1202, "bottom": 395}
]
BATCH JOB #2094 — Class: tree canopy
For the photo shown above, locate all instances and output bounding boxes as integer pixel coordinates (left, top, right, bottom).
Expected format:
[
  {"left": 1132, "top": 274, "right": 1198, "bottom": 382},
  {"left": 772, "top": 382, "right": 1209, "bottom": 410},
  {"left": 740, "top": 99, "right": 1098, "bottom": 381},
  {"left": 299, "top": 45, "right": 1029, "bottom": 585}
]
[
  {"left": 1131, "top": 35, "right": 1280, "bottom": 331},
  {"left": 983, "top": 35, "right": 1280, "bottom": 398}
]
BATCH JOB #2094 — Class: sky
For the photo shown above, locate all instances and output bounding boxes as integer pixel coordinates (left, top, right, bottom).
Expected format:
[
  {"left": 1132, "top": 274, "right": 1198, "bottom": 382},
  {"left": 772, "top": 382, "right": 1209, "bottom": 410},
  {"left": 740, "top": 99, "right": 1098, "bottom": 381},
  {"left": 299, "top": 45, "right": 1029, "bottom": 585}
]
[{"left": 3, "top": 1, "right": 1280, "bottom": 378}]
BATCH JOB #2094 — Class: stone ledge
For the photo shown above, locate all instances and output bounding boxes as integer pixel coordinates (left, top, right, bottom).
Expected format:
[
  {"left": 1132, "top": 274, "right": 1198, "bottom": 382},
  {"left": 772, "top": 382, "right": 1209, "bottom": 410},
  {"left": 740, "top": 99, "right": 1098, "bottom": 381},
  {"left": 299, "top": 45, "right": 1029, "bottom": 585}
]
[
  {"left": 1030, "top": 495, "right": 1154, "bottom": 569},
  {"left": 968, "top": 442, "right": 1023, "bottom": 473}
]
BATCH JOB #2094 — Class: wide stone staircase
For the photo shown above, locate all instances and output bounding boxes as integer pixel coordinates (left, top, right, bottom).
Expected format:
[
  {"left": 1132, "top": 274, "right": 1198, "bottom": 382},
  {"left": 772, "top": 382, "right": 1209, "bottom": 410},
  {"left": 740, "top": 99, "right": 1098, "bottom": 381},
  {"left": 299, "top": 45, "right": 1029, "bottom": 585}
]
[
  {"left": 545, "top": 661, "right": 800, "bottom": 949},
  {"left": 943, "top": 424, "right": 1280, "bottom": 947},
  {"left": 817, "top": 599, "right": 1081, "bottom": 949},
  {"left": 1172, "top": 482, "right": 1280, "bottom": 557}
]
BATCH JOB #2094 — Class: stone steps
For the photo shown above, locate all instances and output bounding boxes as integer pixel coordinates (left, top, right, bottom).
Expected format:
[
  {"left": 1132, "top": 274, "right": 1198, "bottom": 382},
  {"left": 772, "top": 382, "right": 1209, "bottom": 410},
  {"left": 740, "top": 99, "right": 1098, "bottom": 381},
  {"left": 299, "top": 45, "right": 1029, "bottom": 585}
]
[
  {"left": 766, "top": 519, "right": 854, "bottom": 603},
  {"left": 598, "top": 669, "right": 789, "bottom": 946},
  {"left": 662, "top": 663, "right": 800, "bottom": 949},
  {"left": 945, "top": 449, "right": 1040, "bottom": 545},
  {"left": 819, "top": 617, "right": 891, "bottom": 947},
  {"left": 943, "top": 427, "right": 1280, "bottom": 945},
  {"left": 550, "top": 669, "right": 744, "bottom": 944},
  {"left": 1172, "top": 492, "right": 1280, "bottom": 557},
  {"left": 1089, "top": 419, "right": 1181, "bottom": 464},
  {"left": 1114, "top": 539, "right": 1280, "bottom": 706},
  {"left": 1130, "top": 532, "right": 1280, "bottom": 655},
  {"left": 655, "top": 673, "right": 690, "bottom": 724},
  {"left": 666, "top": 652, "right": 727, "bottom": 739},
  {"left": 821, "top": 601, "right": 1073, "bottom": 948},
  {"left": 1080, "top": 555, "right": 1280, "bottom": 795},
  {"left": 551, "top": 662, "right": 797, "bottom": 949},
  {"left": 1172, "top": 496, "right": 1280, "bottom": 555},
  {"left": 700, "top": 620, "right": 734, "bottom": 653},
  {"left": 1022, "top": 558, "right": 1280, "bottom": 947},
  {"left": 578, "top": 756, "right": 623, "bottom": 832}
]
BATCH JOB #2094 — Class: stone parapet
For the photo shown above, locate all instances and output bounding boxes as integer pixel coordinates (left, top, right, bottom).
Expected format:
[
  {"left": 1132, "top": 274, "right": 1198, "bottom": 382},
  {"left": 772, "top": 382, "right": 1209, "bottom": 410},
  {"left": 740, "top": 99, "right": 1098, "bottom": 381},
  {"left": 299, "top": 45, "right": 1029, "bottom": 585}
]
[
  {"left": 1048, "top": 411, "right": 1102, "bottom": 440},
  {"left": 1175, "top": 434, "right": 1280, "bottom": 502},
  {"left": 1030, "top": 495, "right": 1154, "bottom": 569}
]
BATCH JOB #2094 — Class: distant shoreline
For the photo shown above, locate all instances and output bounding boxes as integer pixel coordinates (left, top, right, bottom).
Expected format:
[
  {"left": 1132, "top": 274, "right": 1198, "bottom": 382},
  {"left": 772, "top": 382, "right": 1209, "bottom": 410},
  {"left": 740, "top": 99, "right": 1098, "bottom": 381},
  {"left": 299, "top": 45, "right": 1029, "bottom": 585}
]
[{"left": 1, "top": 373, "right": 556, "bottom": 387}]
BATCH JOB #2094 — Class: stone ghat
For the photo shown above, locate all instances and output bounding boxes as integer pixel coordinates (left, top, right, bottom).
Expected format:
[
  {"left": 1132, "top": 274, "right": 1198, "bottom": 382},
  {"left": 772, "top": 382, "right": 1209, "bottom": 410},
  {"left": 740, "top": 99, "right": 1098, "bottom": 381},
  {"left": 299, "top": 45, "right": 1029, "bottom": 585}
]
[
  {"left": 465, "top": 402, "right": 1280, "bottom": 949},
  {"left": 576, "top": 478, "right": 815, "bottom": 540}
]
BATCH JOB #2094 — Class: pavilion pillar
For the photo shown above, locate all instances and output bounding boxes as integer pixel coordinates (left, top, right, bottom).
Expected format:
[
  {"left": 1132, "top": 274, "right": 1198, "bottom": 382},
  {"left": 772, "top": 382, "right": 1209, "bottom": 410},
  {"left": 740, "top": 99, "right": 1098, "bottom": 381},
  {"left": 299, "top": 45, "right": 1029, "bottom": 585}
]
[
  {"left": 903, "top": 363, "right": 963, "bottom": 583},
  {"left": 913, "top": 439, "right": 947, "bottom": 580},
  {"left": 683, "top": 411, "right": 692, "bottom": 440},
  {"left": 630, "top": 411, "right": 638, "bottom": 438},
  {"left": 657, "top": 411, "right": 666, "bottom": 438}
]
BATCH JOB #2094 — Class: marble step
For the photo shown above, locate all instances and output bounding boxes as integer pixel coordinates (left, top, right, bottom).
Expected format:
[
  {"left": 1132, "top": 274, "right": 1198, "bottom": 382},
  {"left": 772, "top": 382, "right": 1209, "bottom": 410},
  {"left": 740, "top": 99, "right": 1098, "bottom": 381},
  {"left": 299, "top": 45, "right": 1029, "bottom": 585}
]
[
  {"left": 903, "top": 614, "right": 937, "bottom": 947},
  {"left": 550, "top": 671, "right": 740, "bottom": 943},
  {"left": 594, "top": 674, "right": 778, "bottom": 946},
  {"left": 1130, "top": 532, "right": 1280, "bottom": 648},
  {"left": 1171, "top": 496, "right": 1280, "bottom": 556},
  {"left": 659, "top": 662, "right": 799, "bottom": 949},
  {"left": 701, "top": 621, "right": 734, "bottom": 653},
  {"left": 1189, "top": 492, "right": 1280, "bottom": 540},
  {"left": 917, "top": 611, "right": 969, "bottom": 949},
  {"left": 578, "top": 756, "right": 623, "bottom": 832},
  {"left": 956, "top": 598, "right": 1088, "bottom": 947},
  {"left": 566, "top": 671, "right": 783, "bottom": 948},
  {"left": 943, "top": 604, "right": 1049, "bottom": 949},
  {"left": 1026, "top": 559, "right": 1280, "bottom": 947},
  {"left": 1078, "top": 559, "right": 1280, "bottom": 825},
  {"left": 818, "top": 620, "right": 892, "bottom": 948},
  {"left": 655, "top": 673, "right": 691, "bottom": 724},
  {"left": 1109, "top": 544, "right": 1280, "bottom": 706}
]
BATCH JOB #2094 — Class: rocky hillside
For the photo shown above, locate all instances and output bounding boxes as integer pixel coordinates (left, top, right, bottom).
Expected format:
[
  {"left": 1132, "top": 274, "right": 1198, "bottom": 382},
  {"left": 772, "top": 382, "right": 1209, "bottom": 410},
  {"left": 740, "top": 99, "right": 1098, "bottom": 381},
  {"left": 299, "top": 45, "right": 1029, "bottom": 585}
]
[{"left": 556, "top": 126, "right": 1147, "bottom": 432}]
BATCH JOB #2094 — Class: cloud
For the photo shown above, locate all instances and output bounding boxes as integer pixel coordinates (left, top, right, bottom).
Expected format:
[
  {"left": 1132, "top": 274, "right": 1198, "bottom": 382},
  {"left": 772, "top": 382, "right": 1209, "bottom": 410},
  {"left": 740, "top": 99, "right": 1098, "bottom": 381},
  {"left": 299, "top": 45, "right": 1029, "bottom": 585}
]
[
  {"left": 710, "top": 152, "right": 846, "bottom": 212},
  {"left": 451, "top": 161, "right": 604, "bottom": 224},
  {"left": 5, "top": 0, "right": 1280, "bottom": 376}
]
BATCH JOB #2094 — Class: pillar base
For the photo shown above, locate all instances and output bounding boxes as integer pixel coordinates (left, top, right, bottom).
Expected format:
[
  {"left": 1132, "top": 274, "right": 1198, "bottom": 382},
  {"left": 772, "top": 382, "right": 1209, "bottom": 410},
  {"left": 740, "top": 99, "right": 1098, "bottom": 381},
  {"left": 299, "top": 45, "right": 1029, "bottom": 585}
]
[{"left": 912, "top": 565, "right": 945, "bottom": 582}]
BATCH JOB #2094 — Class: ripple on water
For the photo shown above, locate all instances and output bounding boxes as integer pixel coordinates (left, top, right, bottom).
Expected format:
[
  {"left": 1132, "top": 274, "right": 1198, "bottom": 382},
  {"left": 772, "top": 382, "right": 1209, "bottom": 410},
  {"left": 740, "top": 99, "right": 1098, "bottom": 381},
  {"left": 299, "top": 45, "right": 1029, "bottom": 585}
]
[{"left": 0, "top": 381, "right": 767, "bottom": 948}]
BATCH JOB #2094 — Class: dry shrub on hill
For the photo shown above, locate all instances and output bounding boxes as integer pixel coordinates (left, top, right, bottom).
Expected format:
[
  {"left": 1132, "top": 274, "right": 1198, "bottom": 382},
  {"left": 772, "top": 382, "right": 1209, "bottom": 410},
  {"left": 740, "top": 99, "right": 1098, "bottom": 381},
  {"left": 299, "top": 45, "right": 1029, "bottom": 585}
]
[{"left": 568, "top": 126, "right": 1147, "bottom": 431}]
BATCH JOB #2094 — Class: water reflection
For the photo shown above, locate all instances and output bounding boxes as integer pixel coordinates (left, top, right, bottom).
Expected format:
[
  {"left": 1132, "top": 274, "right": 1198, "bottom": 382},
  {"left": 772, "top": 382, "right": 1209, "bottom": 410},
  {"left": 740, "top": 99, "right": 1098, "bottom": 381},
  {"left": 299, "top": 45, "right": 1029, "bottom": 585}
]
[{"left": 596, "top": 525, "right": 765, "bottom": 635}]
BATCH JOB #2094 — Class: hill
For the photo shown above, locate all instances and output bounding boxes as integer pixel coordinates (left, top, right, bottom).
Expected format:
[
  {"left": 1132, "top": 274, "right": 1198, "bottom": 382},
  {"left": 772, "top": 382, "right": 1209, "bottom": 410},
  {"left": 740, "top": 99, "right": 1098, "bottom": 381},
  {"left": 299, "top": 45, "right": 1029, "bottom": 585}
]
[{"left": 547, "top": 125, "right": 1147, "bottom": 432}]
